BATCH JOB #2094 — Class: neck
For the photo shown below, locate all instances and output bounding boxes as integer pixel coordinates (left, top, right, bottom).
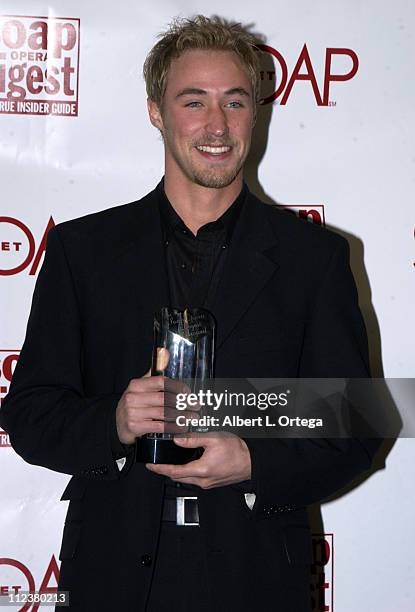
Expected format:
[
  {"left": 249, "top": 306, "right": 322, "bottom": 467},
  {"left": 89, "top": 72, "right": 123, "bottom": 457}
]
[{"left": 163, "top": 172, "right": 243, "bottom": 235}]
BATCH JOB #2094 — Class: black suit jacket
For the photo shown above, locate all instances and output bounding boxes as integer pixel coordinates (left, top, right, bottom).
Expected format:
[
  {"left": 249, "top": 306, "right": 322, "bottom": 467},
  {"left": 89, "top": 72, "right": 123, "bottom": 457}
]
[{"left": 0, "top": 186, "right": 379, "bottom": 611}]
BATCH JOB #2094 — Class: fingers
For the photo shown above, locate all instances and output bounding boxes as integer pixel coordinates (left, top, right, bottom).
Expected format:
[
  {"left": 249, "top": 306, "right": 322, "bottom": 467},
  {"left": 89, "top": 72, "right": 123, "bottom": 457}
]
[
  {"left": 145, "top": 470, "right": 211, "bottom": 488},
  {"left": 147, "top": 455, "right": 208, "bottom": 480},
  {"left": 123, "top": 390, "right": 197, "bottom": 417},
  {"left": 127, "top": 376, "right": 190, "bottom": 396},
  {"left": 163, "top": 377, "right": 191, "bottom": 395},
  {"left": 124, "top": 402, "right": 197, "bottom": 423},
  {"left": 145, "top": 434, "right": 252, "bottom": 488},
  {"left": 117, "top": 371, "right": 195, "bottom": 442},
  {"left": 174, "top": 432, "right": 225, "bottom": 447},
  {"left": 122, "top": 393, "right": 199, "bottom": 436},
  {"left": 123, "top": 389, "right": 164, "bottom": 410},
  {"left": 127, "top": 376, "right": 164, "bottom": 392}
]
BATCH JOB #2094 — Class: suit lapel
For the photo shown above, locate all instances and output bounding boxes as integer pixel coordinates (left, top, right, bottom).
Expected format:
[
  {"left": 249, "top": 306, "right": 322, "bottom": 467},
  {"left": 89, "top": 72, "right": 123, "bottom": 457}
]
[
  {"left": 129, "top": 189, "right": 169, "bottom": 312},
  {"left": 113, "top": 189, "right": 169, "bottom": 359},
  {"left": 114, "top": 187, "right": 279, "bottom": 356},
  {"left": 209, "top": 191, "right": 280, "bottom": 349}
]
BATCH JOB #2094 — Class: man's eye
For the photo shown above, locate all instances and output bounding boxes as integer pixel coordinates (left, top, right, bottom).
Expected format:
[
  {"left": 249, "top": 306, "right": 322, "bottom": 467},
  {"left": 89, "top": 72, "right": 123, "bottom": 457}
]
[
  {"left": 185, "top": 101, "right": 202, "bottom": 108},
  {"left": 226, "top": 101, "right": 243, "bottom": 108}
]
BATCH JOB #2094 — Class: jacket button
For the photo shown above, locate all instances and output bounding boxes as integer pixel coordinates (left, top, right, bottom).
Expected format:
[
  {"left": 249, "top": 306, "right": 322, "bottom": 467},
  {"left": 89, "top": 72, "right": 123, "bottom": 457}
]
[{"left": 140, "top": 554, "right": 152, "bottom": 567}]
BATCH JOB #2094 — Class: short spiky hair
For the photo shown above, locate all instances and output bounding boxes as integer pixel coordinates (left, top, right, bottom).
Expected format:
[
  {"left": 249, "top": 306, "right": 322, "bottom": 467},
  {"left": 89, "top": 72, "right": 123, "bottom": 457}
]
[{"left": 143, "top": 15, "right": 260, "bottom": 108}]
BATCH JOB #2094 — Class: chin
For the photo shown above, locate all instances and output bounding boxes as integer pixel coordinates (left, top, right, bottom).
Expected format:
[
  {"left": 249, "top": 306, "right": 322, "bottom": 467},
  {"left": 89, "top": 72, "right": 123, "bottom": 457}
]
[
  {"left": 190, "top": 165, "right": 242, "bottom": 189},
  {"left": 192, "top": 173, "right": 239, "bottom": 189}
]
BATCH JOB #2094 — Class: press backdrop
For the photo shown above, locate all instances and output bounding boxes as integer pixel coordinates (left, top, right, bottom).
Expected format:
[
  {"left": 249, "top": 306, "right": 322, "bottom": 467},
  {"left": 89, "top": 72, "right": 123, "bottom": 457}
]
[{"left": 1, "top": 1, "right": 414, "bottom": 610}]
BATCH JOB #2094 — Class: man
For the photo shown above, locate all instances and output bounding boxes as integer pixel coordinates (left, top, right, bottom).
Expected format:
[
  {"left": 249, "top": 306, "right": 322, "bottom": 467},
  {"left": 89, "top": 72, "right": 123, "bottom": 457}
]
[{"left": 0, "top": 16, "right": 379, "bottom": 612}]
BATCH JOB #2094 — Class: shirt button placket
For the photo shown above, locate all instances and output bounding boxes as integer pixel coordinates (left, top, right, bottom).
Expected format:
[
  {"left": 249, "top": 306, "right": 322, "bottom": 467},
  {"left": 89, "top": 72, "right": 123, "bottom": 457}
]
[{"left": 140, "top": 554, "right": 152, "bottom": 567}]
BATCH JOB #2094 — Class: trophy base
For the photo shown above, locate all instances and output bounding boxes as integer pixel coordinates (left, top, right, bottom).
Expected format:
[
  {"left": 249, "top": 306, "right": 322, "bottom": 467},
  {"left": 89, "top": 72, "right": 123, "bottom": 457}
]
[{"left": 136, "top": 437, "right": 201, "bottom": 464}]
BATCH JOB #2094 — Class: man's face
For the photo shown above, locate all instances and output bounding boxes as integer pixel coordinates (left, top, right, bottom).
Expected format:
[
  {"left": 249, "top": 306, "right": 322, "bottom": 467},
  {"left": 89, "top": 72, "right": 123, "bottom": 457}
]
[{"left": 148, "top": 49, "right": 255, "bottom": 189}]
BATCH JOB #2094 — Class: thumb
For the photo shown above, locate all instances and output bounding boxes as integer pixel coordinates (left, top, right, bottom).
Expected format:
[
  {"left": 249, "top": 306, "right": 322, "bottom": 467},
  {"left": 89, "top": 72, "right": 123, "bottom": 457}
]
[
  {"left": 156, "top": 347, "right": 170, "bottom": 371},
  {"left": 174, "top": 434, "right": 206, "bottom": 448},
  {"left": 144, "top": 347, "right": 170, "bottom": 377}
]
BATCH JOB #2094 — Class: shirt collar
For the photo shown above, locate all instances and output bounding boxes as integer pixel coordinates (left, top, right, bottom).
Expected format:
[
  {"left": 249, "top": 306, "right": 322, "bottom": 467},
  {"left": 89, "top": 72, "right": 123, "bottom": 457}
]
[{"left": 157, "top": 178, "right": 247, "bottom": 242}]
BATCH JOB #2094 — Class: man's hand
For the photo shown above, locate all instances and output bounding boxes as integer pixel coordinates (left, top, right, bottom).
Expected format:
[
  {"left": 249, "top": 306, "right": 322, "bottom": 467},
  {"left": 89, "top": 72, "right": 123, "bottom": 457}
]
[
  {"left": 146, "top": 433, "right": 252, "bottom": 488},
  {"left": 115, "top": 370, "right": 194, "bottom": 445}
]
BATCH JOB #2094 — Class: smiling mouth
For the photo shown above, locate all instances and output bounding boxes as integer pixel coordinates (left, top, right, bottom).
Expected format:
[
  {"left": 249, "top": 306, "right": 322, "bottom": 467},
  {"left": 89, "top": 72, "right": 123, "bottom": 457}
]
[
  {"left": 195, "top": 145, "right": 232, "bottom": 162},
  {"left": 195, "top": 145, "right": 232, "bottom": 155}
]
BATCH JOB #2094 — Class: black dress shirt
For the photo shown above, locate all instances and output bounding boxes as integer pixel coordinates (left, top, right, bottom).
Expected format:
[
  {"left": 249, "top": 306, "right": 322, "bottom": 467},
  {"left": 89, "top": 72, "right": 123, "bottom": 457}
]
[{"left": 157, "top": 179, "right": 246, "bottom": 311}]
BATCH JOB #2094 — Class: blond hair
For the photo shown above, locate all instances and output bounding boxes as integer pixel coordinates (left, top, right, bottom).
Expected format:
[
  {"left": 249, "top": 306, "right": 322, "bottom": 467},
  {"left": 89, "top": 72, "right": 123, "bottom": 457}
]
[{"left": 143, "top": 15, "right": 260, "bottom": 109}]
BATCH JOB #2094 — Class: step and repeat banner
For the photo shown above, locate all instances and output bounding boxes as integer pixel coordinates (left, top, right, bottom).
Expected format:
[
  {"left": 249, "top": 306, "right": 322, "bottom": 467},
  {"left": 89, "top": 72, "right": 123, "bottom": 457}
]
[{"left": 1, "top": 1, "right": 414, "bottom": 610}]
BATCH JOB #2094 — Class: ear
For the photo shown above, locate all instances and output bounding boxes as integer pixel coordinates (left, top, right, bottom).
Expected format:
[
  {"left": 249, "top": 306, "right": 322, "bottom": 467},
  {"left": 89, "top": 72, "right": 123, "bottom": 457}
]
[{"left": 147, "top": 98, "right": 164, "bottom": 132}]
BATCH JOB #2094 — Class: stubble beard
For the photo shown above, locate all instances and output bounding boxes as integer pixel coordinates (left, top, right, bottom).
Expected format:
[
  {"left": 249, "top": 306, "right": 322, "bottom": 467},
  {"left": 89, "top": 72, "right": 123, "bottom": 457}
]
[
  {"left": 191, "top": 160, "right": 244, "bottom": 189},
  {"left": 177, "top": 144, "right": 247, "bottom": 189},
  {"left": 163, "top": 125, "right": 250, "bottom": 188}
]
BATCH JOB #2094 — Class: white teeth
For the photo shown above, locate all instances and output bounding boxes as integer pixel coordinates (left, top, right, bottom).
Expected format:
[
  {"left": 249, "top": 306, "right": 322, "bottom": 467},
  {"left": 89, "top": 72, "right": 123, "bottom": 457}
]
[{"left": 196, "top": 145, "right": 231, "bottom": 154}]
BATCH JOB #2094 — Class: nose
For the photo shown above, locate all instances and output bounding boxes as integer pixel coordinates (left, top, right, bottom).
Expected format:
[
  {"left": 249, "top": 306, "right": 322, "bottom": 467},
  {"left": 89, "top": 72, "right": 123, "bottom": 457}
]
[{"left": 206, "top": 104, "right": 228, "bottom": 138}]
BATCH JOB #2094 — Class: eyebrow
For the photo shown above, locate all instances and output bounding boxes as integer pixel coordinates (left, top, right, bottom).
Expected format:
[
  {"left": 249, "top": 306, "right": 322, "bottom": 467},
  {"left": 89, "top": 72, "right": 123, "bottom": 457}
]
[{"left": 175, "top": 87, "right": 251, "bottom": 99}]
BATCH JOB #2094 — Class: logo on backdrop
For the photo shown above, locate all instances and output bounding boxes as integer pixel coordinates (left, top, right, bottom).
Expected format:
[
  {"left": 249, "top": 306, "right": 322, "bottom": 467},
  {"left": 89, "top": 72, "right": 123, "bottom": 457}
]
[
  {"left": 0, "top": 350, "right": 19, "bottom": 425},
  {"left": 257, "top": 43, "right": 358, "bottom": 106},
  {"left": 311, "top": 534, "right": 334, "bottom": 611},
  {"left": 0, "top": 216, "right": 54, "bottom": 276},
  {"left": 0, "top": 428, "right": 10, "bottom": 447},
  {"left": 0, "top": 15, "right": 80, "bottom": 116},
  {"left": 0, "top": 556, "right": 59, "bottom": 611},
  {"left": 276, "top": 205, "right": 326, "bottom": 226}
]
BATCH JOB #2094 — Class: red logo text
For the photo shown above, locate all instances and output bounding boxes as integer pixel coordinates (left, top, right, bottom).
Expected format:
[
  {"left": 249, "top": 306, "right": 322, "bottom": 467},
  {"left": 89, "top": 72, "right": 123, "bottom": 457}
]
[
  {"left": 0, "top": 349, "right": 20, "bottom": 411},
  {"left": 277, "top": 205, "right": 326, "bottom": 226},
  {"left": 311, "top": 534, "right": 334, "bottom": 611},
  {"left": 0, "top": 216, "right": 54, "bottom": 276},
  {"left": 0, "top": 15, "right": 80, "bottom": 116},
  {"left": 0, "top": 556, "right": 59, "bottom": 611},
  {"left": 258, "top": 44, "right": 358, "bottom": 106}
]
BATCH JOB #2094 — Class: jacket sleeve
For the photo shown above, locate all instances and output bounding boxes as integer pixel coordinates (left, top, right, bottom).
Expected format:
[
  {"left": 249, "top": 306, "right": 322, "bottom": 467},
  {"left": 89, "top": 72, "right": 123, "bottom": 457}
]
[
  {"left": 0, "top": 226, "right": 130, "bottom": 480},
  {"left": 245, "top": 237, "right": 381, "bottom": 516}
]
